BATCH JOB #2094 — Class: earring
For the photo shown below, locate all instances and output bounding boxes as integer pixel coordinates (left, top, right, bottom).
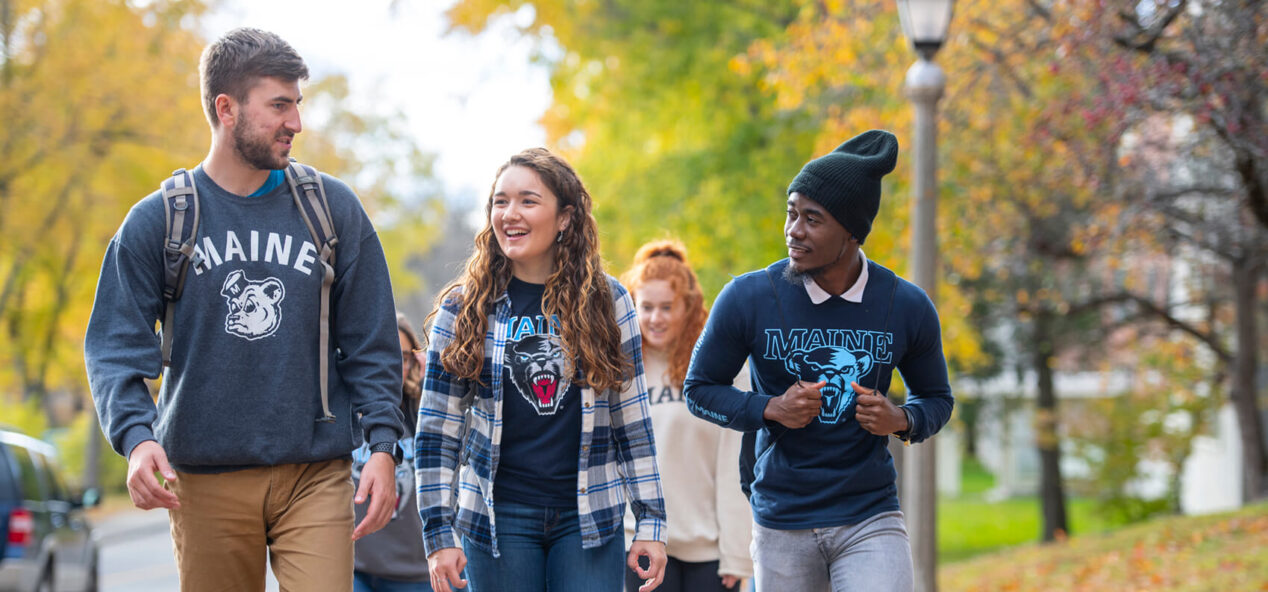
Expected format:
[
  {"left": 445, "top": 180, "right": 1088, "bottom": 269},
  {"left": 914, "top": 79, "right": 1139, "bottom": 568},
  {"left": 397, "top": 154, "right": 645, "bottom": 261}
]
[{"left": 556, "top": 231, "right": 564, "bottom": 243}]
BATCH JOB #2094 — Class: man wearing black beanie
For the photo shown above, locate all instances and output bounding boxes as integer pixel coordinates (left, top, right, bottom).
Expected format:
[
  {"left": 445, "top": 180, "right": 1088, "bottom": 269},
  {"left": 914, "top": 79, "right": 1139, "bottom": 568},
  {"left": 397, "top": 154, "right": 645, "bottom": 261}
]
[{"left": 684, "top": 130, "right": 954, "bottom": 592}]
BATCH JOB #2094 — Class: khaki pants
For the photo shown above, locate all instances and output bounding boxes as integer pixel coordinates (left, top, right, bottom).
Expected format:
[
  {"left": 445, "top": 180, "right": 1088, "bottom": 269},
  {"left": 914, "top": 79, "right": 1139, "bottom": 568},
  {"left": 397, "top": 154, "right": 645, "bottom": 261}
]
[{"left": 167, "top": 458, "right": 355, "bottom": 592}]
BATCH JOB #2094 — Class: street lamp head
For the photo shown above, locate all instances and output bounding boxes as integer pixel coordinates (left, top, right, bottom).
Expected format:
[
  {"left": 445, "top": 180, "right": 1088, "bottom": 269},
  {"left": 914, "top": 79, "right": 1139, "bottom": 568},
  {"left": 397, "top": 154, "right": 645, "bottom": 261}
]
[{"left": 898, "top": 0, "right": 954, "bottom": 61}]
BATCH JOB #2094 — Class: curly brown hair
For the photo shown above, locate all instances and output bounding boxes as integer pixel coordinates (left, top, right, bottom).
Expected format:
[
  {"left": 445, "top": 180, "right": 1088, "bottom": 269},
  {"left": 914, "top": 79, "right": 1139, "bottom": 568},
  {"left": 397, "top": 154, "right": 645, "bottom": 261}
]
[
  {"left": 620, "top": 240, "right": 709, "bottom": 385},
  {"left": 429, "top": 148, "right": 632, "bottom": 393}
]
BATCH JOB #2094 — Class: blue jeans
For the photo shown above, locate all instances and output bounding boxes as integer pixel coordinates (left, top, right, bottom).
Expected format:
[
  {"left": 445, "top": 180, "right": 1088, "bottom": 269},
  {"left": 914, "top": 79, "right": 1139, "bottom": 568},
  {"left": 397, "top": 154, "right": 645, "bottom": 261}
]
[
  {"left": 462, "top": 499, "right": 625, "bottom": 592},
  {"left": 751, "top": 511, "right": 912, "bottom": 592},
  {"left": 353, "top": 571, "right": 433, "bottom": 592}
]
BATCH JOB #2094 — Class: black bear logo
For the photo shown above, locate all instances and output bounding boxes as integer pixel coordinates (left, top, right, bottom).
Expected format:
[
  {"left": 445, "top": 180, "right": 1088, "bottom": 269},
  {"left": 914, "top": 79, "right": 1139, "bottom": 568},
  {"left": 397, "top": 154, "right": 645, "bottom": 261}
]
[
  {"left": 785, "top": 346, "right": 873, "bottom": 424},
  {"left": 505, "top": 334, "right": 572, "bottom": 415}
]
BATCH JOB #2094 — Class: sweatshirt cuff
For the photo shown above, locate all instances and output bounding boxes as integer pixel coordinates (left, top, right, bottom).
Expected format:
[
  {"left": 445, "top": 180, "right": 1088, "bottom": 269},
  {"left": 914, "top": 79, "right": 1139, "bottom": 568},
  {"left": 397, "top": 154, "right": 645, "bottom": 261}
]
[
  {"left": 897, "top": 405, "right": 923, "bottom": 443},
  {"left": 718, "top": 553, "right": 754, "bottom": 578},
  {"left": 367, "top": 425, "right": 401, "bottom": 448},
  {"left": 744, "top": 394, "right": 774, "bottom": 431},
  {"left": 121, "top": 425, "right": 157, "bottom": 459}
]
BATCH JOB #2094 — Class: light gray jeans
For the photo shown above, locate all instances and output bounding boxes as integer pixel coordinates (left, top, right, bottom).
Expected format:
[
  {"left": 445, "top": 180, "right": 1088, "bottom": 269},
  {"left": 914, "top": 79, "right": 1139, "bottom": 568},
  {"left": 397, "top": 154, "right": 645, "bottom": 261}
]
[{"left": 751, "top": 510, "right": 913, "bottom": 592}]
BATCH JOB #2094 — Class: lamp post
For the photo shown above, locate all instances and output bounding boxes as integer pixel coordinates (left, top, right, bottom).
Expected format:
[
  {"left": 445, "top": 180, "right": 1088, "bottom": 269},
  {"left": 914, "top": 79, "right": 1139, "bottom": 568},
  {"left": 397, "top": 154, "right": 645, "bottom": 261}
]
[{"left": 898, "top": 1, "right": 952, "bottom": 591}]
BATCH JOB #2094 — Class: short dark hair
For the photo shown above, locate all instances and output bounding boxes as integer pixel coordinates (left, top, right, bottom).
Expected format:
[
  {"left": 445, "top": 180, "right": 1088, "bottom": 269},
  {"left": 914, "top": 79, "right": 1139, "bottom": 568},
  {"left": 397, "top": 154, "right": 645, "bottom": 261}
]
[{"left": 199, "top": 28, "right": 309, "bottom": 127}]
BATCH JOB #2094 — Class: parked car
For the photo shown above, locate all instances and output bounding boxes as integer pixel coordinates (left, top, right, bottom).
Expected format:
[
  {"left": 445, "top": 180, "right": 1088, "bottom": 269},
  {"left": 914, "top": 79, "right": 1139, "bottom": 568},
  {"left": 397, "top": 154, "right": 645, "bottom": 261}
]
[{"left": 0, "top": 429, "right": 98, "bottom": 592}]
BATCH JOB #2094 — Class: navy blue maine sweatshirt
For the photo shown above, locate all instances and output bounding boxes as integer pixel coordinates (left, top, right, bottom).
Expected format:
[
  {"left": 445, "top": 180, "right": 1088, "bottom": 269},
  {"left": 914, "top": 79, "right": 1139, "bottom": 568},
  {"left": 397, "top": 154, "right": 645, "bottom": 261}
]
[
  {"left": 683, "top": 258, "right": 953, "bottom": 529},
  {"left": 84, "top": 166, "right": 404, "bottom": 472}
]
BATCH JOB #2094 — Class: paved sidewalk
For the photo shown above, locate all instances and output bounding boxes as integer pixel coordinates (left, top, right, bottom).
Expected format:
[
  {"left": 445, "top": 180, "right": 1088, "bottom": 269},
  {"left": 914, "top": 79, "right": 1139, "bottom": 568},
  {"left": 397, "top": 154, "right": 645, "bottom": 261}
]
[{"left": 92, "top": 506, "right": 171, "bottom": 546}]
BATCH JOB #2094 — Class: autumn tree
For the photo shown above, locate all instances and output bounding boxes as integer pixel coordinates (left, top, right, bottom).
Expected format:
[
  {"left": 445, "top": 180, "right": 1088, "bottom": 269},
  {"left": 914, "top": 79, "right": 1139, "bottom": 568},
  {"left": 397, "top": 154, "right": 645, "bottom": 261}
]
[
  {"left": 0, "top": 0, "right": 210, "bottom": 416},
  {"left": 1068, "top": 0, "right": 1268, "bottom": 502},
  {"left": 1114, "top": 118, "right": 1267, "bottom": 502},
  {"left": 1110, "top": 0, "right": 1268, "bottom": 230}
]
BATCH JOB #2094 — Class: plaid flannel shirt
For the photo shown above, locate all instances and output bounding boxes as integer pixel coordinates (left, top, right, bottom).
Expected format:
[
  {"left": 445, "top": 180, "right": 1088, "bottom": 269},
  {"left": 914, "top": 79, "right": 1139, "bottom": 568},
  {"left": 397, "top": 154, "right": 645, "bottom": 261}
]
[{"left": 416, "top": 276, "right": 667, "bottom": 558}]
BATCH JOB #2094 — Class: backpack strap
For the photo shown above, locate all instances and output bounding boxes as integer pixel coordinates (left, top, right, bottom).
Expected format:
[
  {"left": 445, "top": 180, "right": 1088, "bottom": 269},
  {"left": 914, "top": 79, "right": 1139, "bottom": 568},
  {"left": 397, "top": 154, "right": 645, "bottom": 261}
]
[
  {"left": 283, "top": 160, "right": 339, "bottom": 423},
  {"left": 159, "top": 168, "right": 202, "bottom": 368}
]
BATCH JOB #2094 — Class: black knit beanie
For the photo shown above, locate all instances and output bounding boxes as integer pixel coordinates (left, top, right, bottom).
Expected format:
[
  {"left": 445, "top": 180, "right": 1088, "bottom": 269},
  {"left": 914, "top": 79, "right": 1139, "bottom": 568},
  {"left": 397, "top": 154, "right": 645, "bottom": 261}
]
[{"left": 786, "top": 130, "right": 899, "bottom": 244}]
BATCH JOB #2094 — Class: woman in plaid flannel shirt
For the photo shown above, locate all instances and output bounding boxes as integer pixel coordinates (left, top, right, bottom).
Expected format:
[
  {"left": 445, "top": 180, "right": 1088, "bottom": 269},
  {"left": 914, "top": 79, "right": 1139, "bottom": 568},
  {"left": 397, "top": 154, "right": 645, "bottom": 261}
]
[{"left": 417, "top": 148, "right": 668, "bottom": 592}]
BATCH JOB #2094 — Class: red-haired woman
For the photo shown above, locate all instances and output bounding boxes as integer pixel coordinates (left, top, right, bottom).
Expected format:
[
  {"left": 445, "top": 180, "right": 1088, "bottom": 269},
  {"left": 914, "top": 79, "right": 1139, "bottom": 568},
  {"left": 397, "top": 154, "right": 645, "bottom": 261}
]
[
  {"left": 417, "top": 148, "right": 668, "bottom": 592},
  {"left": 620, "top": 241, "right": 753, "bottom": 592}
]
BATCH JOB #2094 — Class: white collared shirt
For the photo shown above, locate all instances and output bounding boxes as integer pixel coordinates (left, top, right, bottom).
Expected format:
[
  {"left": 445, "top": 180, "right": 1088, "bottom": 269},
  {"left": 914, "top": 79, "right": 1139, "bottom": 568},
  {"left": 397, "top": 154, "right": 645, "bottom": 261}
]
[{"left": 804, "top": 250, "right": 869, "bottom": 304}]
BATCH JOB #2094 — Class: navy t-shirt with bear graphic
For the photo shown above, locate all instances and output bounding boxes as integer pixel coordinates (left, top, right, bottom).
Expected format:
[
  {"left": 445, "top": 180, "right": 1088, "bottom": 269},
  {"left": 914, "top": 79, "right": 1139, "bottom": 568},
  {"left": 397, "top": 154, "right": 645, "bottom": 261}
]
[{"left": 494, "top": 277, "right": 583, "bottom": 507}]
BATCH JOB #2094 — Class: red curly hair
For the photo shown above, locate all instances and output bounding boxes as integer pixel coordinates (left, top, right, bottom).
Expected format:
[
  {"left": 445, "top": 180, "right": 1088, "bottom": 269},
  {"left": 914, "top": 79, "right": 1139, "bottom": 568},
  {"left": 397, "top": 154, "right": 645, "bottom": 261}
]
[{"left": 620, "top": 240, "right": 709, "bottom": 385}]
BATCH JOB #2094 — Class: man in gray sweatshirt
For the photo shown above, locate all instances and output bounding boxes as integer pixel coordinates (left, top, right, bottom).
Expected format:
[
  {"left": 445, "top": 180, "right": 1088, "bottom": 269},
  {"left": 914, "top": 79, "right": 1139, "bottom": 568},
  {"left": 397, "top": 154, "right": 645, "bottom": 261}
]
[{"left": 84, "top": 28, "right": 405, "bottom": 591}]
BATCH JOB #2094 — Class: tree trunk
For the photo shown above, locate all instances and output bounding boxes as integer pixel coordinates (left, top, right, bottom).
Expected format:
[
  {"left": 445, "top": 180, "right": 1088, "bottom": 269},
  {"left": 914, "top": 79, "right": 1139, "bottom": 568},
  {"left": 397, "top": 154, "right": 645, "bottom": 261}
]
[
  {"left": 1231, "top": 256, "right": 1265, "bottom": 501},
  {"left": 960, "top": 394, "right": 980, "bottom": 459},
  {"left": 1034, "top": 310, "right": 1069, "bottom": 541},
  {"left": 1, "top": 0, "right": 12, "bottom": 86}
]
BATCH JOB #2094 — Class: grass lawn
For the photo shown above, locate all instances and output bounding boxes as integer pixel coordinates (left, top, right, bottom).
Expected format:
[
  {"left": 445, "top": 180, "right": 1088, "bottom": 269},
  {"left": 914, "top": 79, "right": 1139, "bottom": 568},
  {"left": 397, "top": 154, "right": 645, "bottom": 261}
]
[
  {"left": 939, "top": 502, "right": 1268, "bottom": 591},
  {"left": 938, "top": 458, "right": 1112, "bottom": 563}
]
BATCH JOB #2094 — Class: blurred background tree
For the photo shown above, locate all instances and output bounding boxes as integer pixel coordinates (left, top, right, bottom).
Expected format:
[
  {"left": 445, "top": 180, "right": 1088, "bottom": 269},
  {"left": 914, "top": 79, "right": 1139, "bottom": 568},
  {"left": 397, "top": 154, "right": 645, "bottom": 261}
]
[{"left": 1082, "top": 0, "right": 1268, "bottom": 507}]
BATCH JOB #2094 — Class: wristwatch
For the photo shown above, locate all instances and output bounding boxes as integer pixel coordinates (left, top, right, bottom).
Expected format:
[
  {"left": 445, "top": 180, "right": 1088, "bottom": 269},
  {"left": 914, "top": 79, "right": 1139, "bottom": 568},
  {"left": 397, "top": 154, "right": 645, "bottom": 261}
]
[{"left": 369, "top": 441, "right": 403, "bottom": 466}]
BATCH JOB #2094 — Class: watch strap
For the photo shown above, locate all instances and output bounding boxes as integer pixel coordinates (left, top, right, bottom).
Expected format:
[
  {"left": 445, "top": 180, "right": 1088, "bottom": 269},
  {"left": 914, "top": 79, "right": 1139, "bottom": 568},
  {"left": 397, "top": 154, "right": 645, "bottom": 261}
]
[{"left": 369, "top": 441, "right": 403, "bottom": 465}]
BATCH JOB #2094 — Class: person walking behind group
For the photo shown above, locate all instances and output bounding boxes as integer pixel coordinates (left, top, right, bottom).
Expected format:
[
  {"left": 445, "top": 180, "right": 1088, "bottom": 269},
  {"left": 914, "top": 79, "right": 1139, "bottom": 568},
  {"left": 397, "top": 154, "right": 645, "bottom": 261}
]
[
  {"left": 620, "top": 241, "right": 754, "bottom": 592},
  {"left": 353, "top": 313, "right": 432, "bottom": 592},
  {"left": 84, "top": 27, "right": 405, "bottom": 592},
  {"left": 417, "top": 148, "right": 668, "bottom": 592},
  {"left": 683, "top": 130, "right": 954, "bottom": 592}
]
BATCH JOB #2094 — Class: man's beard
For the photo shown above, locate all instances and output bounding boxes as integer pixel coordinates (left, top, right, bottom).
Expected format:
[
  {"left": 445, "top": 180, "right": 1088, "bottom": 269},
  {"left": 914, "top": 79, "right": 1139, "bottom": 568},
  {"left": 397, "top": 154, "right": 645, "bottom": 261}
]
[
  {"left": 233, "top": 114, "right": 291, "bottom": 170},
  {"left": 782, "top": 260, "right": 811, "bottom": 284},
  {"left": 782, "top": 248, "right": 844, "bottom": 284}
]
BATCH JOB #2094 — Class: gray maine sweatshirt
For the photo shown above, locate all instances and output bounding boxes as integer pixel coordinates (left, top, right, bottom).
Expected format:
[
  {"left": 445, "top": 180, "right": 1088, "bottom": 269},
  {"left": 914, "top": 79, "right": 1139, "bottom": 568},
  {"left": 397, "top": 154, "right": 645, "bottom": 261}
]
[{"left": 85, "top": 166, "right": 404, "bottom": 472}]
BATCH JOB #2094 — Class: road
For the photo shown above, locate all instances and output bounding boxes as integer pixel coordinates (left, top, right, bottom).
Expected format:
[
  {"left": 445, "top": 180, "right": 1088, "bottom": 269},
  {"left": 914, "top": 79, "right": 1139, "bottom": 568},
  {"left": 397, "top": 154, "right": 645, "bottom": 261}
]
[{"left": 95, "top": 508, "right": 280, "bottom": 591}]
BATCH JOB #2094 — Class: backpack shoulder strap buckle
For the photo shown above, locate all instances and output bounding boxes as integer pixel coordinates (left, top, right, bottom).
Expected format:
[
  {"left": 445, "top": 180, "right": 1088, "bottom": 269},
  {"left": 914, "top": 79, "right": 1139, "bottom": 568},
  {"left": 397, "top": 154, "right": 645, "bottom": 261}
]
[{"left": 159, "top": 168, "right": 202, "bottom": 367}]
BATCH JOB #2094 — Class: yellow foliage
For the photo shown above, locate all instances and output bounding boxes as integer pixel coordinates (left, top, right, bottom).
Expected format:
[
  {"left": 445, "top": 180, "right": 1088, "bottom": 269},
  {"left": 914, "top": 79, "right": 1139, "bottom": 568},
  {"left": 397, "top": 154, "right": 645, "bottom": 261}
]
[
  {"left": 0, "top": 0, "right": 208, "bottom": 404},
  {"left": 0, "top": 395, "right": 48, "bottom": 436}
]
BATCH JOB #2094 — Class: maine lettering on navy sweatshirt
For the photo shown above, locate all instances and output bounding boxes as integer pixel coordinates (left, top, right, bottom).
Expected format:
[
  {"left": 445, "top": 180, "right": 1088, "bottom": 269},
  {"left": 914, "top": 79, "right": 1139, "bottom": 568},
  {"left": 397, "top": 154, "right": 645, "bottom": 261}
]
[
  {"left": 85, "top": 166, "right": 405, "bottom": 472},
  {"left": 683, "top": 258, "right": 953, "bottom": 530}
]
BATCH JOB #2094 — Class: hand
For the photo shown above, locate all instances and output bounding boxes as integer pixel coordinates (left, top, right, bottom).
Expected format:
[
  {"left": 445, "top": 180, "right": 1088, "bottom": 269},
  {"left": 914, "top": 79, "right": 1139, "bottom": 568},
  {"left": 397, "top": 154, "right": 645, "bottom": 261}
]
[
  {"left": 627, "top": 541, "right": 667, "bottom": 591},
  {"left": 428, "top": 547, "right": 468, "bottom": 592},
  {"left": 721, "top": 575, "right": 743, "bottom": 590},
  {"left": 852, "top": 382, "right": 907, "bottom": 436},
  {"left": 352, "top": 451, "right": 398, "bottom": 540},
  {"left": 125, "top": 440, "right": 180, "bottom": 510},
  {"left": 763, "top": 380, "right": 826, "bottom": 428}
]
